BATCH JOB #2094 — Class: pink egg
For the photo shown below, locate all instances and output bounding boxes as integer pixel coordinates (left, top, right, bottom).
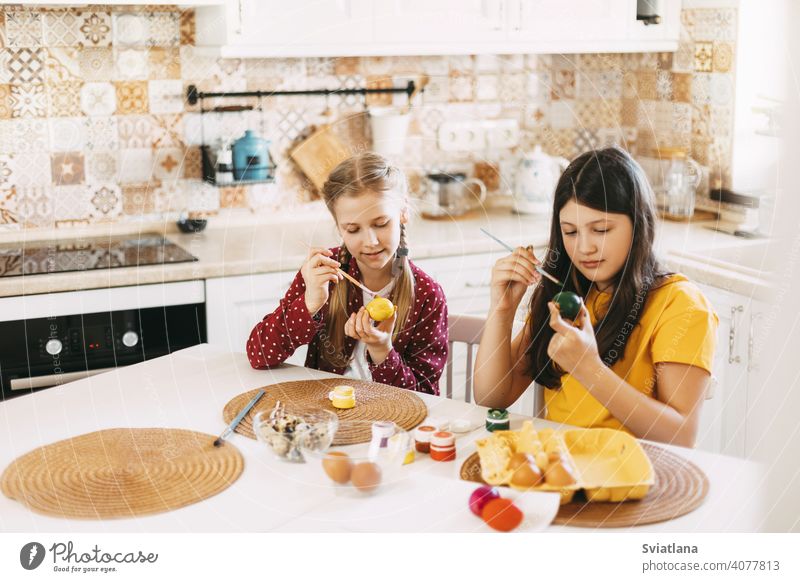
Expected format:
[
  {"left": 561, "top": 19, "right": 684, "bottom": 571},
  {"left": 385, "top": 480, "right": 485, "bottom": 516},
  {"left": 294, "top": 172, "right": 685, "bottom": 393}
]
[{"left": 469, "top": 485, "right": 501, "bottom": 517}]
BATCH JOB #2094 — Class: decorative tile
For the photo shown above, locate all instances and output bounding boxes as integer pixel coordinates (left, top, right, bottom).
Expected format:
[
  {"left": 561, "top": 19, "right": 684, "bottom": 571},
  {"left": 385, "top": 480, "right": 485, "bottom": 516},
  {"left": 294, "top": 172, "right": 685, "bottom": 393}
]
[
  {"left": 85, "top": 150, "right": 118, "bottom": 182},
  {"left": 574, "top": 128, "right": 600, "bottom": 151},
  {"left": 551, "top": 69, "right": 575, "bottom": 100},
  {"left": 709, "top": 73, "right": 734, "bottom": 107},
  {"left": 46, "top": 80, "right": 83, "bottom": 117},
  {"left": 0, "top": 84, "right": 12, "bottom": 119},
  {"left": 219, "top": 185, "right": 248, "bottom": 209},
  {"left": 86, "top": 116, "right": 119, "bottom": 149},
  {"left": 448, "top": 54, "right": 474, "bottom": 73},
  {"left": 476, "top": 74, "right": 499, "bottom": 102},
  {"left": 51, "top": 152, "right": 85, "bottom": 185},
  {"left": 153, "top": 180, "right": 188, "bottom": 212},
  {"left": 621, "top": 99, "right": 638, "bottom": 126},
  {"left": 80, "top": 82, "right": 116, "bottom": 116},
  {"left": 148, "top": 11, "right": 180, "bottom": 47},
  {"left": 621, "top": 71, "right": 638, "bottom": 99},
  {"left": 115, "top": 81, "right": 148, "bottom": 115},
  {"left": 525, "top": 54, "right": 551, "bottom": 72},
  {"left": 499, "top": 54, "right": 524, "bottom": 73},
  {"left": 672, "top": 103, "right": 693, "bottom": 135},
  {"left": 122, "top": 183, "right": 156, "bottom": 215},
  {"left": 6, "top": 11, "right": 44, "bottom": 48},
  {"left": 10, "top": 83, "right": 47, "bottom": 118},
  {"left": 526, "top": 71, "right": 551, "bottom": 101},
  {"left": 43, "top": 10, "right": 82, "bottom": 47},
  {"left": 45, "top": 47, "right": 81, "bottom": 83},
  {"left": 118, "top": 148, "right": 153, "bottom": 183},
  {"left": 113, "top": 13, "right": 150, "bottom": 47},
  {"left": 0, "top": 187, "right": 18, "bottom": 227},
  {"left": 498, "top": 73, "right": 525, "bottom": 104},
  {"left": 548, "top": 101, "right": 576, "bottom": 130},
  {"left": 694, "top": 42, "right": 713, "bottom": 72},
  {"left": 179, "top": 10, "right": 195, "bottom": 46},
  {"left": 152, "top": 113, "right": 184, "bottom": 148},
  {"left": 691, "top": 74, "right": 712, "bottom": 106},
  {"left": 153, "top": 147, "right": 184, "bottom": 181},
  {"left": 117, "top": 114, "right": 155, "bottom": 148},
  {"left": 49, "top": 117, "right": 87, "bottom": 152},
  {"left": 148, "top": 47, "right": 180, "bottom": 79},
  {"left": 422, "top": 74, "right": 448, "bottom": 104},
  {"left": 148, "top": 79, "right": 183, "bottom": 114},
  {"left": 448, "top": 71, "right": 474, "bottom": 102},
  {"left": 656, "top": 71, "right": 673, "bottom": 101},
  {"left": 365, "top": 76, "right": 393, "bottom": 107},
  {"left": 713, "top": 41, "right": 733, "bottom": 73},
  {"left": 88, "top": 182, "right": 122, "bottom": 219},
  {"left": 77, "top": 10, "right": 112, "bottom": 48},
  {"left": 334, "top": 75, "right": 364, "bottom": 108},
  {"left": 673, "top": 42, "right": 695, "bottom": 73},
  {"left": 182, "top": 145, "right": 202, "bottom": 180},
  {"left": 333, "top": 57, "right": 360, "bottom": 76},
  {"left": 673, "top": 73, "right": 692, "bottom": 103},
  {"left": 635, "top": 71, "right": 657, "bottom": 100},
  {"left": 0, "top": 154, "right": 13, "bottom": 189},
  {"left": 7, "top": 48, "right": 47, "bottom": 84},
  {"left": 78, "top": 47, "right": 113, "bottom": 80},
  {"left": 115, "top": 48, "right": 149, "bottom": 80},
  {"left": 53, "top": 184, "right": 90, "bottom": 221},
  {"left": 2, "top": 119, "right": 48, "bottom": 153},
  {"left": 14, "top": 185, "right": 54, "bottom": 227},
  {"left": 10, "top": 152, "right": 51, "bottom": 186},
  {"left": 187, "top": 181, "right": 220, "bottom": 214}
]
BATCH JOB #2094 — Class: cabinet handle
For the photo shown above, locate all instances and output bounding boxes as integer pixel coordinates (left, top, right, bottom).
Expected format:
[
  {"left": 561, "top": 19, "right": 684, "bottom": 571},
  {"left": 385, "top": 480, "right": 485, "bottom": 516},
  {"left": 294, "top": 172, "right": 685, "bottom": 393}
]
[
  {"left": 728, "top": 305, "right": 743, "bottom": 364},
  {"left": 235, "top": 0, "right": 243, "bottom": 36},
  {"left": 747, "top": 312, "right": 763, "bottom": 372}
]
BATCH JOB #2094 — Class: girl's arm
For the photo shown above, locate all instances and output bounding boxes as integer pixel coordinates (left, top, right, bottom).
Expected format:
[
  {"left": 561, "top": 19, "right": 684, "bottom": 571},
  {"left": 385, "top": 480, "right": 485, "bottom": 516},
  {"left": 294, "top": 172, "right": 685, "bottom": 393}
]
[
  {"left": 368, "top": 293, "right": 449, "bottom": 394},
  {"left": 246, "top": 270, "right": 323, "bottom": 369},
  {"left": 473, "top": 247, "right": 541, "bottom": 408}
]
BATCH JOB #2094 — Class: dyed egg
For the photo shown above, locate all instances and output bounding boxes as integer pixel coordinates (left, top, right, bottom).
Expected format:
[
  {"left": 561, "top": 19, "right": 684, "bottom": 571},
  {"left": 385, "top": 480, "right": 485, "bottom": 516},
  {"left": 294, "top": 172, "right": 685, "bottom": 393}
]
[
  {"left": 365, "top": 296, "right": 395, "bottom": 322},
  {"left": 481, "top": 498, "right": 524, "bottom": 532},
  {"left": 469, "top": 485, "right": 501, "bottom": 517},
  {"left": 544, "top": 459, "right": 578, "bottom": 487},
  {"left": 350, "top": 462, "right": 382, "bottom": 493},
  {"left": 553, "top": 291, "right": 582, "bottom": 320},
  {"left": 510, "top": 460, "right": 543, "bottom": 489},
  {"left": 322, "top": 451, "right": 352, "bottom": 484}
]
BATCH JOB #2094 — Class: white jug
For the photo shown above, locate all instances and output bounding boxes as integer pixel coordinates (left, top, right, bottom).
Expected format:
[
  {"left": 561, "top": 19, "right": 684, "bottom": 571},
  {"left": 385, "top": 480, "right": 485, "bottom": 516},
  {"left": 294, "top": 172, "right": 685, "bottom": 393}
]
[{"left": 513, "top": 145, "right": 569, "bottom": 215}]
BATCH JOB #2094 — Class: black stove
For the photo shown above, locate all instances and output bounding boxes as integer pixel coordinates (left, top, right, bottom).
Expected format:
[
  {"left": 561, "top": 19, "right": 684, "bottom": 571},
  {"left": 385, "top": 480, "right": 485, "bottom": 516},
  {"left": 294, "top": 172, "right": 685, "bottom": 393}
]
[{"left": 0, "top": 235, "right": 197, "bottom": 277}]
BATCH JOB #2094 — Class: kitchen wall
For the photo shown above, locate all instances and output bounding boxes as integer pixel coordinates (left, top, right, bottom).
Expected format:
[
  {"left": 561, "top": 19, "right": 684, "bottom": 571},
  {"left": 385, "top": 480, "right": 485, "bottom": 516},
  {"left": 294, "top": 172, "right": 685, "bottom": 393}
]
[{"left": 0, "top": 3, "right": 737, "bottom": 232}]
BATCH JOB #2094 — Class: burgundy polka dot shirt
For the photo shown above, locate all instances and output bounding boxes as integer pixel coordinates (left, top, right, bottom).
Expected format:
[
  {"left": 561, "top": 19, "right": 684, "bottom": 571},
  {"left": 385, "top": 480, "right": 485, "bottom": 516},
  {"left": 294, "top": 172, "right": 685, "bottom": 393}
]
[{"left": 246, "top": 247, "right": 449, "bottom": 395}]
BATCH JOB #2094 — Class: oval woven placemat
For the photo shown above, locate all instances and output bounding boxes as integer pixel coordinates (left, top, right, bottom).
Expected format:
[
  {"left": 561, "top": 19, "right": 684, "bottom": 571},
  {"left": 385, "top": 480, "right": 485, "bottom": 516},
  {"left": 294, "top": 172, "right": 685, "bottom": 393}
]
[
  {"left": 1, "top": 428, "right": 244, "bottom": 520},
  {"left": 223, "top": 378, "right": 428, "bottom": 445},
  {"left": 460, "top": 442, "right": 709, "bottom": 528}
]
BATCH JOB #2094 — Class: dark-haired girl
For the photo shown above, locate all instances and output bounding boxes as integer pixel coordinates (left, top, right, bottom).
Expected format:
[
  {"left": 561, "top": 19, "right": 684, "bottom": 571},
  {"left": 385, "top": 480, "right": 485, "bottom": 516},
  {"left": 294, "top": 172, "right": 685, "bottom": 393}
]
[{"left": 473, "top": 147, "right": 718, "bottom": 447}]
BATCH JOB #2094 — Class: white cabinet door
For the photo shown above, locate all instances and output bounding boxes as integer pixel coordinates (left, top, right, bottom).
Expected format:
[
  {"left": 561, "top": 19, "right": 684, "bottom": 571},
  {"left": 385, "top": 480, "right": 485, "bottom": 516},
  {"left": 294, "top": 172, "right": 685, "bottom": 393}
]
[
  {"left": 697, "top": 284, "right": 752, "bottom": 457},
  {"left": 373, "top": 0, "right": 507, "bottom": 44},
  {"left": 509, "top": 0, "right": 629, "bottom": 43},
  {"left": 744, "top": 299, "right": 771, "bottom": 459},
  {"left": 205, "top": 272, "right": 308, "bottom": 366}
]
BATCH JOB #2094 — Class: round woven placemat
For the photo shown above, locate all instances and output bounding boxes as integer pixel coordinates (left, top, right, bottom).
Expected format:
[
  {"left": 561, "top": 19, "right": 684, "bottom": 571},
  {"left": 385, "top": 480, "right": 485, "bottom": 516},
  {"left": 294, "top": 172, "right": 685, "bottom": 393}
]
[
  {"left": 460, "top": 442, "right": 709, "bottom": 528},
  {"left": 1, "top": 428, "right": 244, "bottom": 520},
  {"left": 223, "top": 378, "right": 428, "bottom": 445}
]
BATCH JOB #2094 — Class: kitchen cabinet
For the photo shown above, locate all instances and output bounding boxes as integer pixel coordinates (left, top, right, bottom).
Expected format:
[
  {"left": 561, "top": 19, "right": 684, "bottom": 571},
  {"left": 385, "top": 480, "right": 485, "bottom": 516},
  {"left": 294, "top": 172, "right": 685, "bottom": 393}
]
[
  {"left": 205, "top": 271, "right": 308, "bottom": 367},
  {"left": 195, "top": 0, "right": 681, "bottom": 58}
]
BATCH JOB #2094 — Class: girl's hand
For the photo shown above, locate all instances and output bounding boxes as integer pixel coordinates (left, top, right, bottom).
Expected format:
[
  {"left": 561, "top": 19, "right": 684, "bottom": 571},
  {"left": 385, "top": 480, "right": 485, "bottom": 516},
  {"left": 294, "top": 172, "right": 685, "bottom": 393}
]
[
  {"left": 344, "top": 305, "right": 397, "bottom": 365},
  {"left": 546, "top": 302, "right": 602, "bottom": 379},
  {"left": 300, "top": 247, "right": 342, "bottom": 316},
  {"left": 489, "top": 246, "right": 541, "bottom": 315}
]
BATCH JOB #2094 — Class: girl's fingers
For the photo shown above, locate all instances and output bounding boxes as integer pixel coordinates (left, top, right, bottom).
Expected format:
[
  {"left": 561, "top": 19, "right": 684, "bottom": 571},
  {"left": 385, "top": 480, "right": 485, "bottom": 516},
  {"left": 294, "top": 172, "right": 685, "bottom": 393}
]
[
  {"left": 547, "top": 302, "right": 573, "bottom": 334},
  {"left": 360, "top": 309, "right": 375, "bottom": 338},
  {"left": 312, "top": 254, "right": 341, "bottom": 269},
  {"left": 307, "top": 247, "right": 333, "bottom": 258},
  {"left": 495, "top": 265, "right": 538, "bottom": 285},
  {"left": 499, "top": 255, "right": 538, "bottom": 281},
  {"left": 354, "top": 308, "right": 366, "bottom": 337},
  {"left": 575, "top": 303, "right": 592, "bottom": 331}
]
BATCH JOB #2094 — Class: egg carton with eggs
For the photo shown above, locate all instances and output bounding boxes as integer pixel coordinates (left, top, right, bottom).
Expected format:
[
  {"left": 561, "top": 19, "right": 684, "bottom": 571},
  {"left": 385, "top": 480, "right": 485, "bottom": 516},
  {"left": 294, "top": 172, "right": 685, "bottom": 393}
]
[{"left": 475, "top": 421, "right": 654, "bottom": 504}]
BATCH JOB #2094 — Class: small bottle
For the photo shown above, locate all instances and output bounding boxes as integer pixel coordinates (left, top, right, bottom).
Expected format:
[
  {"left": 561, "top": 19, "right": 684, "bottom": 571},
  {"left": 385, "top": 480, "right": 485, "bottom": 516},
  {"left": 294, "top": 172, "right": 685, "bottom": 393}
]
[
  {"left": 485, "top": 409, "right": 510, "bottom": 432},
  {"left": 430, "top": 431, "right": 456, "bottom": 462},
  {"left": 328, "top": 385, "right": 356, "bottom": 409},
  {"left": 414, "top": 425, "right": 436, "bottom": 454},
  {"left": 215, "top": 141, "right": 234, "bottom": 185},
  {"left": 367, "top": 421, "right": 396, "bottom": 461}
]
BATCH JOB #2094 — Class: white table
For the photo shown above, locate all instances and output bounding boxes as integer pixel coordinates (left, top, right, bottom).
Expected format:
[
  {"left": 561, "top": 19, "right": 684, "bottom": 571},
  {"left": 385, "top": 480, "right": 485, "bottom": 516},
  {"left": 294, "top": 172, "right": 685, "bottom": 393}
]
[{"left": 0, "top": 345, "right": 766, "bottom": 532}]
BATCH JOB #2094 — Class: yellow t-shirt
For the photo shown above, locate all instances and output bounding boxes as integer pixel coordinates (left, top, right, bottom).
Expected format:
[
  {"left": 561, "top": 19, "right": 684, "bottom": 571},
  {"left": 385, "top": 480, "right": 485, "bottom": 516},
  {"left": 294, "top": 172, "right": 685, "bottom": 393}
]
[{"left": 543, "top": 273, "right": 719, "bottom": 432}]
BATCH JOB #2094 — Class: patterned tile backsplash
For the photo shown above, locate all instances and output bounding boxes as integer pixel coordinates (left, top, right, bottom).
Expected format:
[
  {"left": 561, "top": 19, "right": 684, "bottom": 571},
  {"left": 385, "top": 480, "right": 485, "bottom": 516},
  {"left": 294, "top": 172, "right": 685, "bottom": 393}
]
[{"left": 0, "top": 3, "right": 738, "bottom": 232}]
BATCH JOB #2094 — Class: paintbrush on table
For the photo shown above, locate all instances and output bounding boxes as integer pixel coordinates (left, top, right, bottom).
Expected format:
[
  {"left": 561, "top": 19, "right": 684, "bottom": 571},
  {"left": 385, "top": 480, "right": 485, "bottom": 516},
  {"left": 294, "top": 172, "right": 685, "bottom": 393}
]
[{"left": 214, "top": 389, "right": 265, "bottom": 447}]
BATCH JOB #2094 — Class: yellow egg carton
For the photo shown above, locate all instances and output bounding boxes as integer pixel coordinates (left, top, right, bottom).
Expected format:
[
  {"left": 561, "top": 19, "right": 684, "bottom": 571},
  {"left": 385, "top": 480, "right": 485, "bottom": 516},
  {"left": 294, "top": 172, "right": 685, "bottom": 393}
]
[{"left": 475, "top": 421, "right": 654, "bottom": 504}]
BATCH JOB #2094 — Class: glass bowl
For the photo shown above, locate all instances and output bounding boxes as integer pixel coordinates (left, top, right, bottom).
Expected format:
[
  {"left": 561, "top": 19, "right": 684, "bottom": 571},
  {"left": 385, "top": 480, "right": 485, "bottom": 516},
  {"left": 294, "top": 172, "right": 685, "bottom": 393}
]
[
  {"left": 253, "top": 405, "right": 338, "bottom": 462},
  {"left": 300, "top": 420, "right": 413, "bottom": 496}
]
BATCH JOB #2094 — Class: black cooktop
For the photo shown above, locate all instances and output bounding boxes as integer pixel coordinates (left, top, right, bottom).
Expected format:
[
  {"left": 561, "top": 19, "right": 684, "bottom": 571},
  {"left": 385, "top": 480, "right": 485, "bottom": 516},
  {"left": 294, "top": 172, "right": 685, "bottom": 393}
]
[{"left": 0, "top": 235, "right": 198, "bottom": 278}]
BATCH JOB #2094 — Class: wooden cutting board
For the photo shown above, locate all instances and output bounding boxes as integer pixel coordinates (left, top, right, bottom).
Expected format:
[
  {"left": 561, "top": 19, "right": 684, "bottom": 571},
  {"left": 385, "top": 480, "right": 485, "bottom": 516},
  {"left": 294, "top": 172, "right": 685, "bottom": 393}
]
[{"left": 290, "top": 124, "right": 350, "bottom": 191}]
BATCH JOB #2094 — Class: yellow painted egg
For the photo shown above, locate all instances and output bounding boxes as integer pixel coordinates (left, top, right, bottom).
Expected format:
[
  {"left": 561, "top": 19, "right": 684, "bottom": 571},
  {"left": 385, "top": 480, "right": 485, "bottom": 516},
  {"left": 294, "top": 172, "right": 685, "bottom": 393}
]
[{"left": 365, "top": 296, "right": 395, "bottom": 322}]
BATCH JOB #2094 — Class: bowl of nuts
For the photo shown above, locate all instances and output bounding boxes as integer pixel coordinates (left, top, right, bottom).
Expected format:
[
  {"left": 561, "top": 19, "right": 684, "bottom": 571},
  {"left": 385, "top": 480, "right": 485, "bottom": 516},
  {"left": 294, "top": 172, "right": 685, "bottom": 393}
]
[{"left": 252, "top": 402, "right": 338, "bottom": 462}]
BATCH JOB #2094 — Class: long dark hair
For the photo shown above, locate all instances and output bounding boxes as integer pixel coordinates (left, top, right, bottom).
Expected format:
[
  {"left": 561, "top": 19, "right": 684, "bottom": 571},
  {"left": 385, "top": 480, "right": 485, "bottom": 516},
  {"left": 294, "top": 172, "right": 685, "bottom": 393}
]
[{"left": 526, "top": 146, "right": 668, "bottom": 388}]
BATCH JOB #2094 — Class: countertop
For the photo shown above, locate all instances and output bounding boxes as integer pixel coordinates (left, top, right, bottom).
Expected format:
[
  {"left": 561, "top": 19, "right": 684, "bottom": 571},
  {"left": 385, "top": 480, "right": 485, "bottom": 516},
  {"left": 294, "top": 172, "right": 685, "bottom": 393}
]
[
  {"left": 0, "top": 208, "right": 773, "bottom": 300},
  {"left": 0, "top": 344, "right": 765, "bottom": 533}
]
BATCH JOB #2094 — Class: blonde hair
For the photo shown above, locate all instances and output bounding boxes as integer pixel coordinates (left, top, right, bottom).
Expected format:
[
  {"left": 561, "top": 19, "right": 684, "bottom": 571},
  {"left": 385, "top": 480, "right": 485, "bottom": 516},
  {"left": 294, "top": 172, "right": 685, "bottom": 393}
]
[{"left": 320, "top": 152, "right": 414, "bottom": 368}]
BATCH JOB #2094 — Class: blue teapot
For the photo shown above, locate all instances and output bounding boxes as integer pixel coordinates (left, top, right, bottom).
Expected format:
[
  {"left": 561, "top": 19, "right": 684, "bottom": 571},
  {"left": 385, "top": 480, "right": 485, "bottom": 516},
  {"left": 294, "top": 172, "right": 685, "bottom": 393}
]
[{"left": 232, "top": 130, "right": 272, "bottom": 182}]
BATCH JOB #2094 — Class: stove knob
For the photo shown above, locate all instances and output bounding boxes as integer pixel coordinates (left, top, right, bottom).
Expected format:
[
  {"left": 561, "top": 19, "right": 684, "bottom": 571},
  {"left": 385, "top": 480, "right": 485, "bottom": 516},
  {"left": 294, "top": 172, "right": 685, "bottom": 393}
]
[
  {"left": 45, "top": 339, "right": 63, "bottom": 356},
  {"left": 122, "top": 331, "right": 139, "bottom": 348}
]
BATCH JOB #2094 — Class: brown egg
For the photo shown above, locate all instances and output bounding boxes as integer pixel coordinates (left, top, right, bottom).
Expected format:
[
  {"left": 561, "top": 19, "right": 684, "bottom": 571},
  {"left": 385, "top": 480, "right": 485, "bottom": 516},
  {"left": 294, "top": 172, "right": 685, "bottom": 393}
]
[
  {"left": 322, "top": 451, "right": 352, "bottom": 484},
  {"left": 350, "top": 462, "right": 382, "bottom": 493},
  {"left": 544, "top": 460, "right": 578, "bottom": 487},
  {"left": 507, "top": 452, "right": 536, "bottom": 472},
  {"left": 510, "top": 459, "right": 543, "bottom": 489}
]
